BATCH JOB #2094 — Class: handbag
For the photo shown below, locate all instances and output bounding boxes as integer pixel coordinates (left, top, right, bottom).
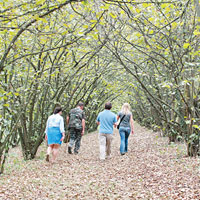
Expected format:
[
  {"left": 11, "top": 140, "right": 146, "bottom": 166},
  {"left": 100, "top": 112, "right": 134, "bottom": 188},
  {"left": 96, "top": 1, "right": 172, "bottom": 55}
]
[{"left": 117, "top": 115, "right": 126, "bottom": 129}]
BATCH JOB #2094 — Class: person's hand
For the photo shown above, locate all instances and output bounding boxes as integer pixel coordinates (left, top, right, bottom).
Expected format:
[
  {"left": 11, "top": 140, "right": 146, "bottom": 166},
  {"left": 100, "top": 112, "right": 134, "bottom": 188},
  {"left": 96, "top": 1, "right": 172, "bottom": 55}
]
[
  {"left": 131, "top": 130, "right": 134, "bottom": 135},
  {"left": 45, "top": 134, "right": 47, "bottom": 141},
  {"left": 60, "top": 134, "right": 65, "bottom": 141},
  {"left": 81, "top": 130, "right": 84, "bottom": 136}
]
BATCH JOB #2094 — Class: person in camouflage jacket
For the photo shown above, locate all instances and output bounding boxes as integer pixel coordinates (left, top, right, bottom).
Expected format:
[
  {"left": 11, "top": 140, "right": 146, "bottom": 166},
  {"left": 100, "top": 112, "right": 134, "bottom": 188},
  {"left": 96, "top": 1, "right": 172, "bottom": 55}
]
[{"left": 66, "top": 102, "right": 85, "bottom": 154}]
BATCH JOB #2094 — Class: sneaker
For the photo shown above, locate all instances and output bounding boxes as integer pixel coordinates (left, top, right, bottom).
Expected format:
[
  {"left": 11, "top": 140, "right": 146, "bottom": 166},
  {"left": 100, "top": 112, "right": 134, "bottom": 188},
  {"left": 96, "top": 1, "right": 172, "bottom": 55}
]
[
  {"left": 68, "top": 146, "right": 72, "bottom": 154},
  {"left": 46, "top": 154, "right": 49, "bottom": 162},
  {"left": 121, "top": 153, "right": 125, "bottom": 156}
]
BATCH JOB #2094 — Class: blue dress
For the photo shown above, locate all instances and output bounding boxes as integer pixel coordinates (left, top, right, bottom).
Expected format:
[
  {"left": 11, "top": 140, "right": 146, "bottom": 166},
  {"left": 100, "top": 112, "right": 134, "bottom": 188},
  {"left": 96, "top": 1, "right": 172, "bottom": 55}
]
[
  {"left": 45, "top": 114, "right": 65, "bottom": 145},
  {"left": 47, "top": 127, "right": 62, "bottom": 145}
]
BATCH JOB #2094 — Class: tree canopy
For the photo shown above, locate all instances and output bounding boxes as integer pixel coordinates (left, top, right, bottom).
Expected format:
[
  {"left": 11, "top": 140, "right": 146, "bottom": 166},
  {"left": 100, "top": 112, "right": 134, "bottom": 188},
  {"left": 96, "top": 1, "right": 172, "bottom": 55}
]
[{"left": 0, "top": 0, "right": 200, "bottom": 173}]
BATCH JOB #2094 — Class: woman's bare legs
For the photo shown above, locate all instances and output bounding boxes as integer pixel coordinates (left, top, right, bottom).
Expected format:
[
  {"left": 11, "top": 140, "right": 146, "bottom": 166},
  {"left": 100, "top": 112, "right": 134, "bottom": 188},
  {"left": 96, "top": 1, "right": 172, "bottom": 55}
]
[
  {"left": 46, "top": 145, "right": 53, "bottom": 162},
  {"left": 52, "top": 144, "right": 60, "bottom": 163}
]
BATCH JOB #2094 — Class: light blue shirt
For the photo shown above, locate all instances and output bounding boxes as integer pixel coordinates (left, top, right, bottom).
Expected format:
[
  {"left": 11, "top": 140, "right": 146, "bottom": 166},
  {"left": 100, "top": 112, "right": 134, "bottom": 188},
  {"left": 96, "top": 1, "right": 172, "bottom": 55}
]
[
  {"left": 45, "top": 114, "right": 65, "bottom": 133},
  {"left": 97, "top": 110, "right": 117, "bottom": 134}
]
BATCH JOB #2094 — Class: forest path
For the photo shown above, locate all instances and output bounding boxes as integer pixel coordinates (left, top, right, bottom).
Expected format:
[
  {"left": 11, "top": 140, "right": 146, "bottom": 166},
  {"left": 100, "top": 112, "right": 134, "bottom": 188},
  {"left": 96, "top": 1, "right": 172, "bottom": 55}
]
[{"left": 1, "top": 123, "right": 200, "bottom": 200}]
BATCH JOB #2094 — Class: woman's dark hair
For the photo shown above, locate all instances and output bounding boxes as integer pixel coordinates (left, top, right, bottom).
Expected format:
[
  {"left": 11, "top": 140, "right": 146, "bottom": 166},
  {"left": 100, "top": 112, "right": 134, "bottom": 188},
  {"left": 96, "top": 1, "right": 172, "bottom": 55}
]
[
  {"left": 54, "top": 107, "right": 62, "bottom": 114},
  {"left": 105, "top": 102, "right": 112, "bottom": 110}
]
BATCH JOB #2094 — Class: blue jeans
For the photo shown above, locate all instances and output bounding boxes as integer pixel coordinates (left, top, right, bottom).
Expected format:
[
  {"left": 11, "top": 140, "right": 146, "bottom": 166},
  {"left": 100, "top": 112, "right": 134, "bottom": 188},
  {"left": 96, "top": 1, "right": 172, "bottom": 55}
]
[{"left": 119, "top": 127, "right": 131, "bottom": 154}]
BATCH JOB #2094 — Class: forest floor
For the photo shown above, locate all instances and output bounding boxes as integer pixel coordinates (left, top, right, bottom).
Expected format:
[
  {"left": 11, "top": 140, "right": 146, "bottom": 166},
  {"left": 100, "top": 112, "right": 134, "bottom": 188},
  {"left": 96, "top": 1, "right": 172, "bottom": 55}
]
[{"left": 1, "top": 122, "right": 200, "bottom": 200}]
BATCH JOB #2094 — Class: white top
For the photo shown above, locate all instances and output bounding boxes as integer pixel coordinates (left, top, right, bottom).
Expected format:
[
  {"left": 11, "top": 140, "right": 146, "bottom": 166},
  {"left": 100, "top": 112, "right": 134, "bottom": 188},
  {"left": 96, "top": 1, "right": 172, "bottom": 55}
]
[{"left": 45, "top": 113, "right": 65, "bottom": 133}]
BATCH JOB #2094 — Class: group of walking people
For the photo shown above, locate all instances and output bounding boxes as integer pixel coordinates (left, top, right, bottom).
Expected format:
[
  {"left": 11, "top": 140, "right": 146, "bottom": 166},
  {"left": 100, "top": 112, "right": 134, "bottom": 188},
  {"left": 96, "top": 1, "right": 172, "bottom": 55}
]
[{"left": 45, "top": 102, "right": 134, "bottom": 163}]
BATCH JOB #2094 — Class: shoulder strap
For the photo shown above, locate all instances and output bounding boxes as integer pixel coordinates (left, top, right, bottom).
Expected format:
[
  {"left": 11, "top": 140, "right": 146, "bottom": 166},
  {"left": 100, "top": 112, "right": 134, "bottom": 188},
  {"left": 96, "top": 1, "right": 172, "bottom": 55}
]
[{"left": 118, "top": 114, "right": 126, "bottom": 127}]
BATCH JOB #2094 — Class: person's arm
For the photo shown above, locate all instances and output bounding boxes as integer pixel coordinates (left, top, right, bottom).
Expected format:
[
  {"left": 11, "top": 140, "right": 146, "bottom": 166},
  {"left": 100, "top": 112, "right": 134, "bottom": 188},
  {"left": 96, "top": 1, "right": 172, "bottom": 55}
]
[
  {"left": 61, "top": 132, "right": 65, "bottom": 141},
  {"left": 130, "top": 115, "right": 134, "bottom": 134},
  {"left": 96, "top": 114, "right": 100, "bottom": 125},
  {"left": 60, "top": 117, "right": 65, "bottom": 141},
  {"left": 114, "top": 115, "right": 120, "bottom": 128},
  {"left": 81, "top": 111, "right": 86, "bottom": 136},
  {"left": 66, "top": 116, "right": 69, "bottom": 124},
  {"left": 45, "top": 117, "right": 49, "bottom": 141},
  {"left": 81, "top": 119, "right": 85, "bottom": 136},
  {"left": 113, "top": 115, "right": 118, "bottom": 128}
]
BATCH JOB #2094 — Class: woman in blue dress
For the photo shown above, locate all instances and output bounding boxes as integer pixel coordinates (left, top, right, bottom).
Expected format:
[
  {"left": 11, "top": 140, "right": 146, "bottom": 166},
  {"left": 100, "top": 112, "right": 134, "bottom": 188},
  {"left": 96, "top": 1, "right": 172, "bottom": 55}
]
[
  {"left": 117, "top": 103, "right": 134, "bottom": 155},
  {"left": 45, "top": 107, "right": 65, "bottom": 163}
]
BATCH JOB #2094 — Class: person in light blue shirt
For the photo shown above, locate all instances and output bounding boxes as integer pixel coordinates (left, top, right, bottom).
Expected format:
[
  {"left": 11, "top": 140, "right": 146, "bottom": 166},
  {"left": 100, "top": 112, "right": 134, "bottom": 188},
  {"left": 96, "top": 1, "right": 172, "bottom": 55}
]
[
  {"left": 45, "top": 107, "right": 65, "bottom": 163},
  {"left": 96, "top": 102, "right": 117, "bottom": 160}
]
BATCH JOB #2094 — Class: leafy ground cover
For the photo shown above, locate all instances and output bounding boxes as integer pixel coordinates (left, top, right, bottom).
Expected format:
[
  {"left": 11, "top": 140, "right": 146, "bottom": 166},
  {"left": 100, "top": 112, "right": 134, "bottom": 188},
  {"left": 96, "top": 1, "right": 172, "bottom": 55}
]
[{"left": 1, "top": 123, "right": 200, "bottom": 199}]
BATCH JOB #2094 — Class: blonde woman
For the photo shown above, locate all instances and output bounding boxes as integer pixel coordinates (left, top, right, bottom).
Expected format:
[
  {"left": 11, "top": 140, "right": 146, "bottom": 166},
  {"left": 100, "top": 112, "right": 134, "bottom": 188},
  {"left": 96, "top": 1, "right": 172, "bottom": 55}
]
[{"left": 117, "top": 103, "right": 134, "bottom": 155}]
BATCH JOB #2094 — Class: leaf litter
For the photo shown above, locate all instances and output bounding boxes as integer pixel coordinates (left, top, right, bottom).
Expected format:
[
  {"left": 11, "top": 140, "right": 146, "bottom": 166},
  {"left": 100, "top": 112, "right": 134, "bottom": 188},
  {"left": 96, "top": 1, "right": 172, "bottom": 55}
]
[{"left": 0, "top": 122, "right": 200, "bottom": 199}]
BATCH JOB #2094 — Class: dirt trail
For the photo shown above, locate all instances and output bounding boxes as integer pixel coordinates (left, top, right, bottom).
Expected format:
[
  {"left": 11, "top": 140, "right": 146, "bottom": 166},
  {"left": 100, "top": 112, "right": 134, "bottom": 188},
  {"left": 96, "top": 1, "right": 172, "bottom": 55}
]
[{"left": 0, "top": 122, "right": 200, "bottom": 200}]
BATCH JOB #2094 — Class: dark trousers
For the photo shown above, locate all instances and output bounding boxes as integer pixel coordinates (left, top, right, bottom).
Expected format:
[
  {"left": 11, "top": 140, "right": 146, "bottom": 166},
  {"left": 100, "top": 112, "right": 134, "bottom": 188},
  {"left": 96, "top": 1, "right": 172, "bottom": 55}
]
[{"left": 68, "top": 128, "right": 82, "bottom": 153}]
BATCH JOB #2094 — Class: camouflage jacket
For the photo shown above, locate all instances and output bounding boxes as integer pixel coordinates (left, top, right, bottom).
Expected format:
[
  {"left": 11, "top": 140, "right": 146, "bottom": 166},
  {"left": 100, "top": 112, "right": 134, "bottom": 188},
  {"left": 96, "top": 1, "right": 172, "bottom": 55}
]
[{"left": 68, "top": 107, "right": 85, "bottom": 130}]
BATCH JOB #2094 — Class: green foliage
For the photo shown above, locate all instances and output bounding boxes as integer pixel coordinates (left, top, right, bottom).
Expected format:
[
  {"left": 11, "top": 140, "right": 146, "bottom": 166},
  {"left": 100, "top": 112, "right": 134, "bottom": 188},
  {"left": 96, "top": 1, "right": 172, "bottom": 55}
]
[
  {"left": 102, "top": 0, "right": 200, "bottom": 155},
  {"left": 0, "top": 0, "right": 200, "bottom": 174}
]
